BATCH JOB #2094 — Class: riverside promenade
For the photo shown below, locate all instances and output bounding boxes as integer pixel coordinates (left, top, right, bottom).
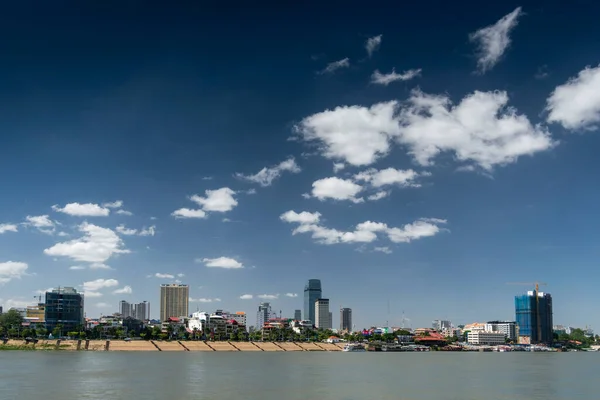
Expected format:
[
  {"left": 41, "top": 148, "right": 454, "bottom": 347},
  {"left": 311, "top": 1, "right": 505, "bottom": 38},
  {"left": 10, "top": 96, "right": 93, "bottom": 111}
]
[{"left": 0, "top": 339, "right": 345, "bottom": 351}]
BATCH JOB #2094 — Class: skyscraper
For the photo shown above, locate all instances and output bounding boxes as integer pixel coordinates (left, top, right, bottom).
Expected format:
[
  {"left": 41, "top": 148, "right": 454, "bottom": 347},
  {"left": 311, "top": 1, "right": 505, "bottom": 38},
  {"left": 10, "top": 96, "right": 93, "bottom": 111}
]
[
  {"left": 515, "top": 290, "right": 553, "bottom": 344},
  {"left": 340, "top": 307, "right": 352, "bottom": 332},
  {"left": 256, "top": 302, "right": 271, "bottom": 329},
  {"left": 133, "top": 301, "right": 149, "bottom": 321},
  {"left": 44, "top": 287, "right": 84, "bottom": 335},
  {"left": 120, "top": 300, "right": 133, "bottom": 318},
  {"left": 315, "top": 298, "right": 331, "bottom": 329},
  {"left": 160, "top": 284, "right": 189, "bottom": 321},
  {"left": 304, "top": 279, "right": 322, "bottom": 325},
  {"left": 294, "top": 309, "right": 302, "bottom": 321}
]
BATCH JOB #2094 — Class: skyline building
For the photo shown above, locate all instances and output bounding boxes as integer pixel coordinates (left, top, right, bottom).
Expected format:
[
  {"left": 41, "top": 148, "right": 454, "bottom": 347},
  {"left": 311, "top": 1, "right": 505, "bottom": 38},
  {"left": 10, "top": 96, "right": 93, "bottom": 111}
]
[
  {"left": 340, "top": 307, "right": 352, "bottom": 332},
  {"left": 294, "top": 309, "right": 301, "bottom": 321},
  {"left": 256, "top": 302, "right": 271, "bottom": 329},
  {"left": 304, "top": 279, "right": 322, "bottom": 325},
  {"left": 315, "top": 298, "right": 331, "bottom": 329},
  {"left": 44, "top": 287, "right": 84, "bottom": 335},
  {"left": 119, "top": 300, "right": 133, "bottom": 318},
  {"left": 486, "top": 320, "right": 518, "bottom": 342},
  {"left": 159, "top": 284, "right": 189, "bottom": 322},
  {"left": 515, "top": 290, "right": 553, "bottom": 344},
  {"left": 133, "top": 301, "right": 149, "bottom": 321}
]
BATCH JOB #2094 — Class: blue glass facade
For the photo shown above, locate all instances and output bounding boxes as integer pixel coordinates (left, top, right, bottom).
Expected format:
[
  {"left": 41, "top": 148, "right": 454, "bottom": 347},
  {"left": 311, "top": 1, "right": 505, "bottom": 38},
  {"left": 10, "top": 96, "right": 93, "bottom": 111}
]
[
  {"left": 515, "top": 291, "right": 553, "bottom": 344},
  {"left": 45, "top": 288, "right": 84, "bottom": 335},
  {"left": 303, "top": 279, "right": 322, "bottom": 325}
]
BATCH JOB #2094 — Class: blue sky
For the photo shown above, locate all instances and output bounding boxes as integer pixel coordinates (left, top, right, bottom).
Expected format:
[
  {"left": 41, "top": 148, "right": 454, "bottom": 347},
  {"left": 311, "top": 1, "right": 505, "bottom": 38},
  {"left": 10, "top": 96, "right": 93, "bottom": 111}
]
[{"left": 1, "top": 1, "right": 600, "bottom": 330}]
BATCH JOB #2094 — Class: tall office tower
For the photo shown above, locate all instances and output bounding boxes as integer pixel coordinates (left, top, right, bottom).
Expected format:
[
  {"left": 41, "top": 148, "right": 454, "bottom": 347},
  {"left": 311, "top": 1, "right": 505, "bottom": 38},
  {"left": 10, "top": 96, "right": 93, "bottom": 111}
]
[
  {"left": 160, "top": 284, "right": 189, "bottom": 321},
  {"left": 119, "top": 300, "right": 133, "bottom": 318},
  {"left": 340, "top": 307, "right": 352, "bottom": 332},
  {"left": 304, "top": 279, "right": 322, "bottom": 325},
  {"left": 315, "top": 298, "right": 331, "bottom": 329},
  {"left": 294, "top": 309, "right": 302, "bottom": 321},
  {"left": 134, "top": 301, "right": 149, "bottom": 321},
  {"left": 44, "top": 287, "right": 84, "bottom": 335},
  {"left": 515, "top": 290, "right": 553, "bottom": 344},
  {"left": 432, "top": 320, "right": 452, "bottom": 331},
  {"left": 256, "top": 302, "right": 271, "bottom": 329}
]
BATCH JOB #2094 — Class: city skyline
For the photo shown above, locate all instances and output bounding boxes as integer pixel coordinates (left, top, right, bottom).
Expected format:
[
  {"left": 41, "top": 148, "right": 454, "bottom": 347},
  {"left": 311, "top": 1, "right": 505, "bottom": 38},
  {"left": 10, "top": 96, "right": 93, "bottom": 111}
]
[{"left": 2, "top": 3, "right": 600, "bottom": 330}]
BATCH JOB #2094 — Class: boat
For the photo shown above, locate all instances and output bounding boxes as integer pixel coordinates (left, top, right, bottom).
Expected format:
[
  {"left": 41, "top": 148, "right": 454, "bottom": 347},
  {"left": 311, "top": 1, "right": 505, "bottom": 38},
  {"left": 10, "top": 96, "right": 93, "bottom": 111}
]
[
  {"left": 343, "top": 343, "right": 366, "bottom": 352},
  {"left": 381, "top": 344, "right": 403, "bottom": 352}
]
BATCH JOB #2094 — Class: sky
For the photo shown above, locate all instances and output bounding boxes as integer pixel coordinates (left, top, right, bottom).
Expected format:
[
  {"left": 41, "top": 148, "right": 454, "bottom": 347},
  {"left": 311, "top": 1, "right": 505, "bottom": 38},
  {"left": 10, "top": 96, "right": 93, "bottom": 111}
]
[{"left": 1, "top": 1, "right": 600, "bottom": 330}]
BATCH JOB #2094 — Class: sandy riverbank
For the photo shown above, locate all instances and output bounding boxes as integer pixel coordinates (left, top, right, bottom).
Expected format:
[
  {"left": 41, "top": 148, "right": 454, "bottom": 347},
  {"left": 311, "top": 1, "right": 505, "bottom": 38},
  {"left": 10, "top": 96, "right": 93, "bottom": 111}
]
[{"left": 0, "top": 339, "right": 345, "bottom": 352}]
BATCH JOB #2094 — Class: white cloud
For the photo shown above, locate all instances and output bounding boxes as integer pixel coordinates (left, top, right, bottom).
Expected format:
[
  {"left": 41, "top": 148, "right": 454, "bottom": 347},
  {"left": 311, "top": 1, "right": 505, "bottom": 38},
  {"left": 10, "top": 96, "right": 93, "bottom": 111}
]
[
  {"left": 138, "top": 226, "right": 156, "bottom": 236},
  {"left": 172, "top": 208, "right": 207, "bottom": 219},
  {"left": 469, "top": 7, "right": 523, "bottom": 73},
  {"left": 117, "top": 224, "right": 155, "bottom": 237},
  {"left": 295, "top": 101, "right": 399, "bottom": 166},
  {"left": 0, "top": 261, "right": 28, "bottom": 284},
  {"left": 367, "top": 191, "right": 389, "bottom": 201},
  {"left": 83, "top": 278, "right": 119, "bottom": 292},
  {"left": 25, "top": 215, "right": 56, "bottom": 234},
  {"left": 354, "top": 168, "right": 423, "bottom": 188},
  {"left": 371, "top": 68, "right": 421, "bottom": 85},
  {"left": 319, "top": 58, "right": 350, "bottom": 74},
  {"left": 365, "top": 34, "right": 382, "bottom": 57},
  {"left": 154, "top": 273, "right": 175, "bottom": 279},
  {"left": 333, "top": 163, "right": 345, "bottom": 173},
  {"left": 258, "top": 294, "right": 279, "bottom": 300},
  {"left": 239, "top": 294, "right": 253, "bottom": 300},
  {"left": 285, "top": 293, "right": 298, "bottom": 298},
  {"left": 3, "top": 298, "right": 34, "bottom": 309},
  {"left": 96, "top": 302, "right": 110, "bottom": 308},
  {"left": 44, "top": 222, "right": 129, "bottom": 263},
  {"left": 52, "top": 202, "right": 110, "bottom": 217},
  {"left": 0, "top": 224, "right": 18, "bottom": 234},
  {"left": 116, "top": 224, "right": 137, "bottom": 235},
  {"left": 116, "top": 209, "right": 133, "bottom": 216},
  {"left": 235, "top": 157, "right": 301, "bottom": 187},
  {"left": 200, "top": 257, "right": 244, "bottom": 269},
  {"left": 190, "top": 188, "right": 238, "bottom": 212},
  {"left": 546, "top": 65, "right": 600, "bottom": 131},
  {"left": 374, "top": 246, "right": 392, "bottom": 254},
  {"left": 83, "top": 291, "right": 103, "bottom": 297},
  {"left": 177, "top": 273, "right": 185, "bottom": 278},
  {"left": 189, "top": 297, "right": 221, "bottom": 303},
  {"left": 89, "top": 263, "right": 112, "bottom": 270},
  {"left": 396, "top": 90, "right": 555, "bottom": 170},
  {"left": 69, "top": 266, "right": 85, "bottom": 270},
  {"left": 245, "top": 188, "right": 257, "bottom": 195},
  {"left": 102, "top": 200, "right": 123, "bottom": 209},
  {"left": 279, "top": 210, "right": 321, "bottom": 225},
  {"left": 281, "top": 210, "right": 447, "bottom": 246},
  {"left": 113, "top": 286, "right": 132, "bottom": 294},
  {"left": 311, "top": 177, "right": 364, "bottom": 203}
]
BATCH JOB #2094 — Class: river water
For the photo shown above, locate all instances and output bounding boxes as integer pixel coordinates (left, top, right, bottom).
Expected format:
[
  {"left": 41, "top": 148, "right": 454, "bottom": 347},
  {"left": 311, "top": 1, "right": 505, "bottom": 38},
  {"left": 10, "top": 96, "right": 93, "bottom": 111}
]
[{"left": 0, "top": 352, "right": 595, "bottom": 399}]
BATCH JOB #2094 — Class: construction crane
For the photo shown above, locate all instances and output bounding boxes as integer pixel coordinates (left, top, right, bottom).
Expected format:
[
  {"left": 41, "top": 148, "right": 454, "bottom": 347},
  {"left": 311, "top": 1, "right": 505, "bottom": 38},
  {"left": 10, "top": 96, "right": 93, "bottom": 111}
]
[{"left": 507, "top": 281, "right": 548, "bottom": 343}]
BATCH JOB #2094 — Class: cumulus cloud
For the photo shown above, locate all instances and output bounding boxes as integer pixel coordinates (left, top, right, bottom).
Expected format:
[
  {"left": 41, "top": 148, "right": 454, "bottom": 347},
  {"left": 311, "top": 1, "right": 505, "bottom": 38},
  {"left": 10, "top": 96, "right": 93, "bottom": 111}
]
[
  {"left": 258, "top": 294, "right": 279, "bottom": 300},
  {"left": 469, "top": 7, "right": 523, "bottom": 73},
  {"left": 0, "top": 224, "right": 17, "bottom": 234},
  {"left": 173, "top": 188, "right": 238, "bottom": 219},
  {"left": 319, "top": 58, "right": 350, "bottom": 74},
  {"left": 116, "top": 224, "right": 156, "bottom": 237},
  {"left": 116, "top": 225, "right": 137, "bottom": 235},
  {"left": 295, "top": 101, "right": 400, "bottom": 166},
  {"left": 83, "top": 278, "right": 119, "bottom": 292},
  {"left": 1, "top": 298, "right": 34, "bottom": 309},
  {"left": 44, "top": 222, "right": 129, "bottom": 263},
  {"left": 311, "top": 177, "right": 364, "bottom": 203},
  {"left": 116, "top": 209, "right": 133, "bottom": 216},
  {"left": 0, "top": 261, "right": 28, "bottom": 284},
  {"left": 546, "top": 65, "right": 600, "bottom": 131},
  {"left": 102, "top": 200, "right": 123, "bottom": 209},
  {"left": 367, "top": 191, "right": 389, "bottom": 201},
  {"left": 365, "top": 34, "right": 382, "bottom": 57},
  {"left": 52, "top": 202, "right": 110, "bottom": 217},
  {"left": 235, "top": 157, "right": 301, "bottom": 187},
  {"left": 281, "top": 210, "right": 447, "bottom": 246},
  {"left": 171, "top": 208, "right": 207, "bottom": 219},
  {"left": 69, "top": 266, "right": 85, "bottom": 270},
  {"left": 354, "top": 168, "right": 424, "bottom": 188},
  {"left": 239, "top": 294, "right": 253, "bottom": 300},
  {"left": 279, "top": 211, "right": 321, "bottom": 225},
  {"left": 25, "top": 215, "right": 56, "bottom": 234},
  {"left": 374, "top": 246, "right": 392, "bottom": 254},
  {"left": 371, "top": 68, "right": 421, "bottom": 85},
  {"left": 89, "top": 263, "right": 112, "bottom": 270},
  {"left": 189, "top": 297, "right": 221, "bottom": 303},
  {"left": 113, "top": 286, "right": 132, "bottom": 294},
  {"left": 285, "top": 293, "right": 298, "bottom": 298},
  {"left": 154, "top": 273, "right": 175, "bottom": 279},
  {"left": 200, "top": 257, "right": 244, "bottom": 269},
  {"left": 333, "top": 163, "right": 345, "bottom": 173}
]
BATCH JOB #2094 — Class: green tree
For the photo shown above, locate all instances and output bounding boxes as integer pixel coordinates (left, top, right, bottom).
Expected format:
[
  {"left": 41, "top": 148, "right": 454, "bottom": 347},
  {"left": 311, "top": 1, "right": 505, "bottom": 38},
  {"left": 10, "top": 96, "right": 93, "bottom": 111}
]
[
  {"left": 166, "top": 325, "right": 174, "bottom": 340},
  {"left": 0, "top": 310, "right": 24, "bottom": 335},
  {"left": 52, "top": 324, "right": 63, "bottom": 338}
]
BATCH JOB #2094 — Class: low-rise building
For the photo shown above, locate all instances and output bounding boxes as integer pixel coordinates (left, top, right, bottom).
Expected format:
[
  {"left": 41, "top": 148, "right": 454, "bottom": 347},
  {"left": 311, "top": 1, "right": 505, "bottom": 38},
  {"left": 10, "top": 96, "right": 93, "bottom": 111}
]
[
  {"left": 486, "top": 321, "right": 518, "bottom": 342},
  {"left": 467, "top": 331, "right": 506, "bottom": 345}
]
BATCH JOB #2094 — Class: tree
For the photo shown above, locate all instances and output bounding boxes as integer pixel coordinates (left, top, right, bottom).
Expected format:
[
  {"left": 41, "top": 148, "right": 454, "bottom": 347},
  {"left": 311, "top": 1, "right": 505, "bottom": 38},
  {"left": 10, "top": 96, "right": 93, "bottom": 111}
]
[
  {"left": 52, "top": 325, "right": 63, "bottom": 338},
  {"left": 166, "top": 325, "right": 174, "bottom": 340},
  {"left": 0, "top": 310, "right": 24, "bottom": 336}
]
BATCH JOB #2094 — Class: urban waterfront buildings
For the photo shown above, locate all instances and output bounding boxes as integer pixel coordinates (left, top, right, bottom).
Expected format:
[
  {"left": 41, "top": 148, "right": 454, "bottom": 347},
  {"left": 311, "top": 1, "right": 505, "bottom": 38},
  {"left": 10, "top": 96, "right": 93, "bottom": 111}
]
[
  {"left": 44, "top": 287, "right": 84, "bottom": 334},
  {"left": 159, "top": 284, "right": 189, "bottom": 321},
  {"left": 515, "top": 290, "right": 553, "bottom": 344},
  {"left": 486, "top": 321, "right": 518, "bottom": 342},
  {"left": 315, "top": 298, "right": 331, "bottom": 329},
  {"left": 340, "top": 307, "right": 352, "bottom": 331},
  {"left": 133, "top": 301, "right": 149, "bottom": 321},
  {"left": 119, "top": 300, "right": 133, "bottom": 318},
  {"left": 432, "top": 320, "right": 452, "bottom": 331},
  {"left": 256, "top": 302, "right": 271, "bottom": 330},
  {"left": 294, "top": 309, "right": 301, "bottom": 321},
  {"left": 467, "top": 331, "right": 507, "bottom": 345},
  {"left": 303, "top": 279, "right": 322, "bottom": 325}
]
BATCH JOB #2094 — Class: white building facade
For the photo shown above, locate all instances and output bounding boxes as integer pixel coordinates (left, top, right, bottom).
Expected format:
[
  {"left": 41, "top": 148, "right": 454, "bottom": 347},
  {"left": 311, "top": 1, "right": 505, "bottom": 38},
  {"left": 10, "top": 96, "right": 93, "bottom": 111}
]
[
  {"left": 467, "top": 331, "right": 507, "bottom": 345},
  {"left": 485, "top": 321, "right": 518, "bottom": 341},
  {"left": 315, "top": 298, "right": 331, "bottom": 329}
]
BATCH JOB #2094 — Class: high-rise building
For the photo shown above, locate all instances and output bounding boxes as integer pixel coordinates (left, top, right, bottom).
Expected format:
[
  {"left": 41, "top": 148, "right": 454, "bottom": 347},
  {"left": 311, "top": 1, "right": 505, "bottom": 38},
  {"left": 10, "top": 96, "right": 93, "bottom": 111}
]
[
  {"left": 304, "top": 279, "right": 322, "bottom": 325},
  {"left": 119, "top": 300, "right": 133, "bottom": 318},
  {"left": 160, "top": 284, "right": 189, "bottom": 321},
  {"left": 315, "top": 298, "right": 331, "bottom": 329},
  {"left": 432, "top": 320, "right": 452, "bottom": 331},
  {"left": 231, "top": 312, "right": 247, "bottom": 327},
  {"left": 133, "top": 301, "right": 149, "bottom": 321},
  {"left": 515, "top": 290, "right": 553, "bottom": 344},
  {"left": 256, "top": 302, "right": 271, "bottom": 329},
  {"left": 486, "top": 321, "right": 518, "bottom": 342},
  {"left": 294, "top": 309, "right": 302, "bottom": 321},
  {"left": 340, "top": 307, "right": 352, "bottom": 332},
  {"left": 44, "top": 287, "right": 84, "bottom": 335}
]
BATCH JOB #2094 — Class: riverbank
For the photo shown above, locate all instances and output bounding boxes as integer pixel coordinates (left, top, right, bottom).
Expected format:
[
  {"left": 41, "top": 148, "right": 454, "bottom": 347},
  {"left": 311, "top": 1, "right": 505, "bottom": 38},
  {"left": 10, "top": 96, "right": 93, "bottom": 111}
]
[{"left": 0, "top": 339, "right": 345, "bottom": 351}]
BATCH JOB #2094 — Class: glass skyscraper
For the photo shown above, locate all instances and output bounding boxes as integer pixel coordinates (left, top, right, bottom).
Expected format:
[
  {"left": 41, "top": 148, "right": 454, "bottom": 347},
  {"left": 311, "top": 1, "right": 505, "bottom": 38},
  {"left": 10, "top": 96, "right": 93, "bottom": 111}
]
[
  {"left": 44, "top": 287, "right": 84, "bottom": 335},
  {"left": 303, "top": 279, "right": 322, "bottom": 325},
  {"left": 515, "top": 290, "right": 553, "bottom": 344}
]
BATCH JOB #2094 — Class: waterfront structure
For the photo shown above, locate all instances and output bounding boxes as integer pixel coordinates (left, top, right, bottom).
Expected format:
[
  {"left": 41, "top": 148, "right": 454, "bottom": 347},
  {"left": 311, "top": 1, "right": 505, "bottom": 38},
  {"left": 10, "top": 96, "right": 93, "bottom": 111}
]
[
  {"left": 231, "top": 312, "right": 247, "bottom": 326},
  {"left": 315, "top": 298, "right": 331, "bottom": 329},
  {"left": 133, "top": 301, "right": 149, "bottom": 321},
  {"left": 467, "top": 331, "right": 507, "bottom": 345},
  {"left": 432, "top": 320, "right": 452, "bottom": 331},
  {"left": 486, "top": 321, "right": 518, "bottom": 342},
  {"left": 515, "top": 290, "right": 553, "bottom": 344},
  {"left": 340, "top": 307, "right": 352, "bottom": 332},
  {"left": 44, "top": 287, "right": 84, "bottom": 335},
  {"left": 294, "top": 309, "right": 301, "bottom": 321},
  {"left": 120, "top": 300, "right": 133, "bottom": 318},
  {"left": 303, "top": 279, "right": 322, "bottom": 325},
  {"left": 159, "top": 284, "right": 189, "bottom": 322},
  {"left": 25, "top": 304, "right": 45, "bottom": 326},
  {"left": 256, "top": 302, "right": 271, "bottom": 329}
]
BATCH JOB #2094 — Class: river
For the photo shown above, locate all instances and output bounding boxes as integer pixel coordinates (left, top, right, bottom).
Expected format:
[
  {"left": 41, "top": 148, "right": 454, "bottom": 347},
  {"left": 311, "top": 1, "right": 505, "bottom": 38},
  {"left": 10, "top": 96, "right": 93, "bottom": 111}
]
[{"left": 0, "top": 352, "right": 595, "bottom": 399}]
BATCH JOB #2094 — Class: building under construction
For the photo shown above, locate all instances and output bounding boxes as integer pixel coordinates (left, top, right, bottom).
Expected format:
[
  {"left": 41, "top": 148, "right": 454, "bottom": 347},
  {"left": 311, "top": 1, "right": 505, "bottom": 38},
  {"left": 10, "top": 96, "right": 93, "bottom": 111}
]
[{"left": 515, "top": 288, "right": 553, "bottom": 344}]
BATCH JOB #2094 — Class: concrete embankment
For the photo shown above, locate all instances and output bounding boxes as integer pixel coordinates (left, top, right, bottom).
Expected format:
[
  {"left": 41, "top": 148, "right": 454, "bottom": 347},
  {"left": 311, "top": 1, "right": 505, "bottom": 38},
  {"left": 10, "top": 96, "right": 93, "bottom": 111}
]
[{"left": 0, "top": 339, "right": 345, "bottom": 351}]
